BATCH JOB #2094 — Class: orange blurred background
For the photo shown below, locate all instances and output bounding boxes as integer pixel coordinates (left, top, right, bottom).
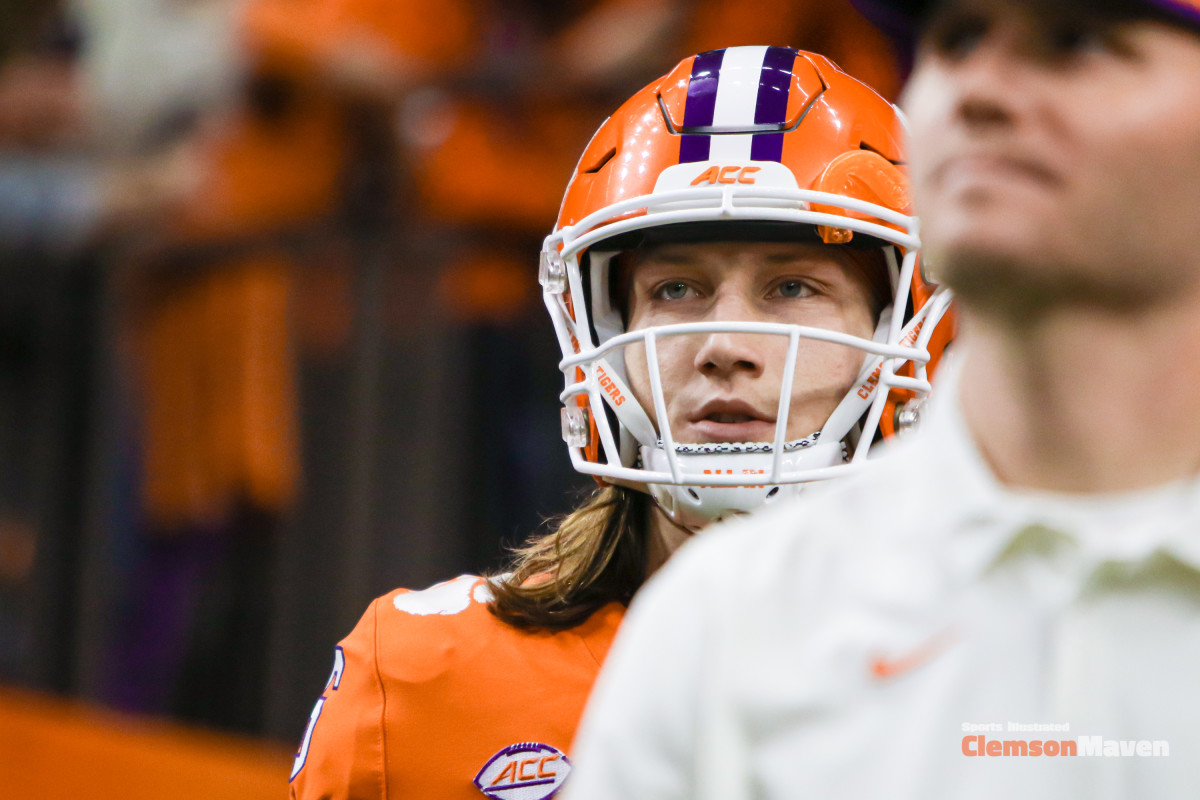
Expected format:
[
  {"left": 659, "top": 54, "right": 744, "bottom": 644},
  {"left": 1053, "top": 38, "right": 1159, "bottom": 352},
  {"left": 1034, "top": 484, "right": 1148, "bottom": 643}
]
[{"left": 0, "top": 0, "right": 901, "bottom": 794}]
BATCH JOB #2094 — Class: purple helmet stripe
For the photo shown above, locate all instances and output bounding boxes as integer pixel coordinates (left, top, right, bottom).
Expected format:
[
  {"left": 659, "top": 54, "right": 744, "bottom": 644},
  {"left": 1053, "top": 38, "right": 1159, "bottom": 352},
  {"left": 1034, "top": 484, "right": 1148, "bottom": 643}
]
[
  {"left": 749, "top": 132, "right": 784, "bottom": 161},
  {"left": 753, "top": 46, "right": 795, "bottom": 124},
  {"left": 750, "top": 46, "right": 795, "bottom": 162},
  {"left": 683, "top": 49, "right": 725, "bottom": 127},
  {"left": 679, "top": 49, "right": 725, "bottom": 163}
]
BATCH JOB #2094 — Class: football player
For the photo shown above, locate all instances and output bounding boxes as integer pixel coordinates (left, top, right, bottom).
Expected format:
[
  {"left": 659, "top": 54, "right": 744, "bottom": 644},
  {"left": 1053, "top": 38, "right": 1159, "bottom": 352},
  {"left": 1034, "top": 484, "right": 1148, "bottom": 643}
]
[
  {"left": 567, "top": 2, "right": 1200, "bottom": 798},
  {"left": 289, "top": 46, "right": 952, "bottom": 800}
]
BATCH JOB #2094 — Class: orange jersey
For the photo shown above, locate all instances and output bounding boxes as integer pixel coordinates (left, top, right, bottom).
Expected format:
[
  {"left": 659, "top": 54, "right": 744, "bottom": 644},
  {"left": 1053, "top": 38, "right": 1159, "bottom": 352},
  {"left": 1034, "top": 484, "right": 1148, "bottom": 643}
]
[{"left": 289, "top": 575, "right": 624, "bottom": 800}]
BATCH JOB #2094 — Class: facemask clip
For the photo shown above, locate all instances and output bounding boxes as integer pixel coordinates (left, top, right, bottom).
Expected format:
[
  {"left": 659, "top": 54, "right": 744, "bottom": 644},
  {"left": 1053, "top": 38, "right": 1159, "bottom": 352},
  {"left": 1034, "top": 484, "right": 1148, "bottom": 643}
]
[{"left": 540, "top": 249, "right": 568, "bottom": 294}]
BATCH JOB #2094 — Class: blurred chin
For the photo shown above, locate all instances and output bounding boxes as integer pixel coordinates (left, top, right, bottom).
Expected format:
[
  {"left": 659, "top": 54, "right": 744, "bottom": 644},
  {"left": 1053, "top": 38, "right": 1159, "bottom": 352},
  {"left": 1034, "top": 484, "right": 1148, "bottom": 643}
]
[
  {"left": 917, "top": 181, "right": 1198, "bottom": 314},
  {"left": 925, "top": 225, "right": 1149, "bottom": 315}
]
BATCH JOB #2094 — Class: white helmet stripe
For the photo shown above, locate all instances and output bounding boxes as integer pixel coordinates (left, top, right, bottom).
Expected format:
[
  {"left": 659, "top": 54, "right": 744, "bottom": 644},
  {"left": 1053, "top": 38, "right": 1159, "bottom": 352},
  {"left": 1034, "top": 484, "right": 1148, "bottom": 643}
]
[{"left": 708, "top": 45, "right": 768, "bottom": 161}]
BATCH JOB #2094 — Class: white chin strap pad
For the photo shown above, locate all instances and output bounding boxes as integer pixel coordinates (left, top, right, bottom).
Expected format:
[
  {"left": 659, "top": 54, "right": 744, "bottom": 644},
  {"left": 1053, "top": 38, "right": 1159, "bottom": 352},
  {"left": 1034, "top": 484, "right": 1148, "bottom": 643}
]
[{"left": 640, "top": 440, "right": 846, "bottom": 531}]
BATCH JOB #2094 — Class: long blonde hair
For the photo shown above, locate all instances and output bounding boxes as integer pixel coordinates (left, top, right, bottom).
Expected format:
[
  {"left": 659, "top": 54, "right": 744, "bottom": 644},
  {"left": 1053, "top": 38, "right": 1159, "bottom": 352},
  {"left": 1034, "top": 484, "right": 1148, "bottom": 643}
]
[{"left": 486, "top": 486, "right": 651, "bottom": 631}]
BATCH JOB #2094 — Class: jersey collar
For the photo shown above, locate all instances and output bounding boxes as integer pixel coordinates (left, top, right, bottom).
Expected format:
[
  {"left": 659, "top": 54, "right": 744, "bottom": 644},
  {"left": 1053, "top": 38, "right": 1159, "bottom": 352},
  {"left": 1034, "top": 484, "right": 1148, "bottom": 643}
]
[{"left": 918, "top": 358, "right": 1200, "bottom": 581}]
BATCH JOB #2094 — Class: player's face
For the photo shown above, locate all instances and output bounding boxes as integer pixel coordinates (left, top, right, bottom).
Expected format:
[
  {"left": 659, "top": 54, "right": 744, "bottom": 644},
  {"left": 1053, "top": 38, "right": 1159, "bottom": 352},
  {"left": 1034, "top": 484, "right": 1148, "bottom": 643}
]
[
  {"left": 622, "top": 241, "right": 877, "bottom": 445},
  {"left": 903, "top": 0, "right": 1200, "bottom": 310}
]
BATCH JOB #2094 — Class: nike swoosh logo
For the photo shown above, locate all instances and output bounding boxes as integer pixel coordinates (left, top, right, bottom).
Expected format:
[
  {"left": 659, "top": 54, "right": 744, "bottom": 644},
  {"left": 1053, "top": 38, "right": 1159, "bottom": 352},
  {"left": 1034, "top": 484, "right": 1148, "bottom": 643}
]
[{"left": 870, "top": 629, "right": 957, "bottom": 679}]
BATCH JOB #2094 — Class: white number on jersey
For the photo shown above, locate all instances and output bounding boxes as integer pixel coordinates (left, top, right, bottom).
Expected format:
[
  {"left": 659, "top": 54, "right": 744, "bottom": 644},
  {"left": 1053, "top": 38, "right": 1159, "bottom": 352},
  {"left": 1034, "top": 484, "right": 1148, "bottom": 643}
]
[{"left": 290, "top": 646, "right": 346, "bottom": 781}]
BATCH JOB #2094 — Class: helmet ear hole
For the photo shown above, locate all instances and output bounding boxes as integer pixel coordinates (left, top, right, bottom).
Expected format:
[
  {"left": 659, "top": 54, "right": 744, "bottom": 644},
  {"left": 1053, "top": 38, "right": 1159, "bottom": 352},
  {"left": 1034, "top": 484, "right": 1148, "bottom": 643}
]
[
  {"left": 686, "top": 489, "right": 701, "bottom": 502},
  {"left": 766, "top": 487, "right": 781, "bottom": 499}
]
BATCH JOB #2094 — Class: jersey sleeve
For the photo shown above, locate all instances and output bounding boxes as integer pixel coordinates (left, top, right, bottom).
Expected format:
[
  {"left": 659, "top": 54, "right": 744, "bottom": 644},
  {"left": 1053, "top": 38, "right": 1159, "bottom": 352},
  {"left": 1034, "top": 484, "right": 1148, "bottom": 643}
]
[{"left": 290, "top": 598, "right": 388, "bottom": 800}]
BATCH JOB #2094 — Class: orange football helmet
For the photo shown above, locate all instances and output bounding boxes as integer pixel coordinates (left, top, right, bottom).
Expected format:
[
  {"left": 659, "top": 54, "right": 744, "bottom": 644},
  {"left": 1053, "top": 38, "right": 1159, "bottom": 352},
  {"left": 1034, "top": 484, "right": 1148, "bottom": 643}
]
[{"left": 541, "top": 46, "right": 954, "bottom": 528}]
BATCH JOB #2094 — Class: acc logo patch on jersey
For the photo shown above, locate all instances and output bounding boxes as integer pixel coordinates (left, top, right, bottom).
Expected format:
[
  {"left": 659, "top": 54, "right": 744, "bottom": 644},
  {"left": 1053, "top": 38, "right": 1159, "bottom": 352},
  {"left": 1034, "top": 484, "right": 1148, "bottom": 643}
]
[{"left": 473, "top": 742, "right": 571, "bottom": 800}]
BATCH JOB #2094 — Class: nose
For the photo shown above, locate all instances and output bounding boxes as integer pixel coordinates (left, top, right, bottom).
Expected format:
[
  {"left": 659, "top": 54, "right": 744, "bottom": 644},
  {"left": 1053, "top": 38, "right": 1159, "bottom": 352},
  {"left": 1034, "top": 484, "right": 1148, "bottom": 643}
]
[
  {"left": 694, "top": 332, "right": 765, "bottom": 378},
  {"left": 951, "top": 46, "right": 1022, "bottom": 133},
  {"left": 692, "top": 294, "right": 766, "bottom": 378},
  {"left": 943, "top": 25, "right": 1044, "bottom": 136}
]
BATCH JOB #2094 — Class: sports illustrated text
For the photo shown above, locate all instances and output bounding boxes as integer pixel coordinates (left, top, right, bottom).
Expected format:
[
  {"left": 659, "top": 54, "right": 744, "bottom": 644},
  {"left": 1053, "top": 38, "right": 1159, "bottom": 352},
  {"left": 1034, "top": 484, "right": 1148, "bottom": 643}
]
[{"left": 960, "top": 723, "right": 1169, "bottom": 758}]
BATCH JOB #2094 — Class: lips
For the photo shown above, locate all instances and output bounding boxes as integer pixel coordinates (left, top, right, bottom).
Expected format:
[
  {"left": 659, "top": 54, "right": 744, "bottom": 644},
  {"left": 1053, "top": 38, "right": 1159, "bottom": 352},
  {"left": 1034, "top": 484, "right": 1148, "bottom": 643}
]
[
  {"left": 706, "top": 412, "right": 758, "bottom": 424},
  {"left": 683, "top": 398, "right": 777, "bottom": 443},
  {"left": 690, "top": 398, "right": 774, "bottom": 424}
]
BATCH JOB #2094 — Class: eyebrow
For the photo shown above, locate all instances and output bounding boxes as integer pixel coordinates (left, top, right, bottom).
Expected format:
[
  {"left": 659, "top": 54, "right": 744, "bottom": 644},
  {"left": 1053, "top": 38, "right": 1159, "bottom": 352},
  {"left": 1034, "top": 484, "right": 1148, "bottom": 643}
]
[{"left": 762, "top": 251, "right": 829, "bottom": 264}]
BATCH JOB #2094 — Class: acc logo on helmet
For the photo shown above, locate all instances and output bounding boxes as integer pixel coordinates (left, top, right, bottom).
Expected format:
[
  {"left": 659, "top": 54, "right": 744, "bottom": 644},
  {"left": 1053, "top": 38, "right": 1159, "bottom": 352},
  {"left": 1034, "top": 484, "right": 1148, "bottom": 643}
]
[{"left": 689, "top": 165, "right": 761, "bottom": 185}]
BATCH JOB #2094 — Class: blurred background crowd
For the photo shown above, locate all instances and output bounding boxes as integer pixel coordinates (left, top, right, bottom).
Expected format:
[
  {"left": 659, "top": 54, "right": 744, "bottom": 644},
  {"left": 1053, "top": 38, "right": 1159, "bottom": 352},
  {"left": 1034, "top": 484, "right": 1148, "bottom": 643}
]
[{"left": 0, "top": 0, "right": 903, "bottom": 757}]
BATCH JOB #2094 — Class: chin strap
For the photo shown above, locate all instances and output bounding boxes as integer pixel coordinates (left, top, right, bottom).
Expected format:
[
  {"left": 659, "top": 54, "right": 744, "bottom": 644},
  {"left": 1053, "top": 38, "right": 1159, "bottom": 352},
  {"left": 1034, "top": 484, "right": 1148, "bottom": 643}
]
[{"left": 639, "top": 438, "right": 847, "bottom": 531}]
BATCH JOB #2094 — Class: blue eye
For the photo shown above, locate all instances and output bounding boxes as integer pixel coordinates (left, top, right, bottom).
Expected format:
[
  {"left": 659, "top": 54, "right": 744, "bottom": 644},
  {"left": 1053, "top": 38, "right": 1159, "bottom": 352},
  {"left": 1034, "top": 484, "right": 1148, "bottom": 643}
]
[
  {"left": 776, "top": 280, "right": 812, "bottom": 298},
  {"left": 658, "top": 282, "right": 691, "bottom": 300}
]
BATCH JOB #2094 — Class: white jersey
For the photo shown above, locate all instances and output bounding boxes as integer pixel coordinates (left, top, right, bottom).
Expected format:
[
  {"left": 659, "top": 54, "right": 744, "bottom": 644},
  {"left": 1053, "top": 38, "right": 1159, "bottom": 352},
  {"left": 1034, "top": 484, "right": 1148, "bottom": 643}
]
[{"left": 567, "top": 372, "right": 1200, "bottom": 800}]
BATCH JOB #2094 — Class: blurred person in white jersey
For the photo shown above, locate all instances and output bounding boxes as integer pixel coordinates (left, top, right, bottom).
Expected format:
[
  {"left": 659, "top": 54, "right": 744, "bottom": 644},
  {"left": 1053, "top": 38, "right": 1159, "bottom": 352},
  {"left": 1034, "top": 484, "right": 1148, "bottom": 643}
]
[{"left": 567, "top": 1, "right": 1200, "bottom": 798}]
